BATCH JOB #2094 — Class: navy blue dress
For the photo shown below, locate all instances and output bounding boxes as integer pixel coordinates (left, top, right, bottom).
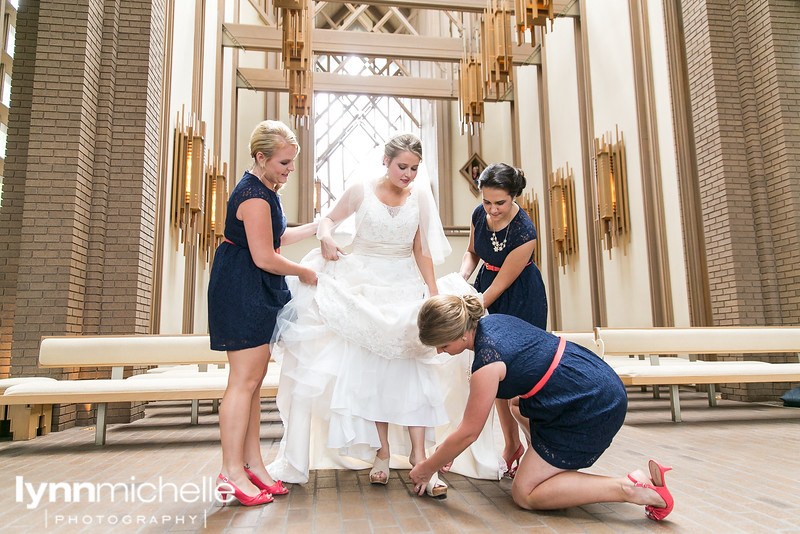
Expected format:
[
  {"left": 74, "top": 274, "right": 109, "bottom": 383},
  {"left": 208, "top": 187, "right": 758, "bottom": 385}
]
[
  {"left": 472, "top": 205, "right": 547, "bottom": 329},
  {"left": 208, "top": 172, "right": 291, "bottom": 351},
  {"left": 472, "top": 315, "right": 627, "bottom": 469}
]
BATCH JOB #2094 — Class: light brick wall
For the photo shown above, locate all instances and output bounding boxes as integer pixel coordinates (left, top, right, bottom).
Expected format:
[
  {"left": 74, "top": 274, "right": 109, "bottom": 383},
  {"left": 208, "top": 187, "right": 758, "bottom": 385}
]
[
  {"left": 1, "top": 0, "right": 164, "bottom": 429},
  {"left": 683, "top": 0, "right": 800, "bottom": 400}
]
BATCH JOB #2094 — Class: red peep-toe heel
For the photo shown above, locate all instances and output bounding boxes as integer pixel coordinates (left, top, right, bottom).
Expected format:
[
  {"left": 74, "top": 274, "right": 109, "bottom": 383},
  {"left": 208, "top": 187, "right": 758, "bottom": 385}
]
[
  {"left": 627, "top": 460, "right": 674, "bottom": 521},
  {"left": 244, "top": 466, "right": 289, "bottom": 495},
  {"left": 504, "top": 444, "right": 524, "bottom": 478},
  {"left": 217, "top": 474, "right": 273, "bottom": 506}
]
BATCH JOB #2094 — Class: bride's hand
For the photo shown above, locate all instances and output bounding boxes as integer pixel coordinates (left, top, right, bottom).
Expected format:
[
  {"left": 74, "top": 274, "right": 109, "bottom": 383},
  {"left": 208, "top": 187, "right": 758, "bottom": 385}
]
[{"left": 320, "top": 237, "right": 345, "bottom": 261}]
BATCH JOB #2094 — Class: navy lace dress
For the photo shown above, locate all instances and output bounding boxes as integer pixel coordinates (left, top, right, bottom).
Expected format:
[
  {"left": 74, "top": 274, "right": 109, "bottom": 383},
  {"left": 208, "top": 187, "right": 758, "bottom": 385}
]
[
  {"left": 208, "top": 171, "right": 291, "bottom": 351},
  {"left": 472, "top": 205, "right": 547, "bottom": 328},
  {"left": 472, "top": 314, "right": 627, "bottom": 469}
]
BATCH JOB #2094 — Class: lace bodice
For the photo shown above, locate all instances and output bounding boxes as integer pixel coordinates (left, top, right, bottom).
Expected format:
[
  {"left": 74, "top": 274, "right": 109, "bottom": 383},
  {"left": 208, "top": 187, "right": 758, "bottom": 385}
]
[{"left": 356, "top": 184, "right": 420, "bottom": 245}]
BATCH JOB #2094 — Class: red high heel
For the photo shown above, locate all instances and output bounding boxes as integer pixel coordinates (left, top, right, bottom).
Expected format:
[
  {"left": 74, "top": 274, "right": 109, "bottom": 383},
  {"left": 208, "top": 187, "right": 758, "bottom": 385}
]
[
  {"left": 217, "top": 474, "right": 273, "bottom": 506},
  {"left": 627, "top": 460, "right": 674, "bottom": 521},
  {"left": 504, "top": 444, "right": 524, "bottom": 478},
  {"left": 244, "top": 467, "right": 290, "bottom": 495},
  {"left": 645, "top": 460, "right": 674, "bottom": 520}
]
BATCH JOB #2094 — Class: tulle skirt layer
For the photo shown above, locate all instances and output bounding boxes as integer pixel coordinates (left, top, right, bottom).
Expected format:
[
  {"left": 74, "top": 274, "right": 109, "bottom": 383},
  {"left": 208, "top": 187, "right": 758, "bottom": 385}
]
[{"left": 267, "top": 251, "right": 502, "bottom": 483}]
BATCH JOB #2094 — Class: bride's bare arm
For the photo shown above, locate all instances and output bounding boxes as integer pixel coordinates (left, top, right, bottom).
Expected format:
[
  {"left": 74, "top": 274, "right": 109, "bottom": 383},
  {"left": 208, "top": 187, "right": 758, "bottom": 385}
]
[{"left": 413, "top": 228, "right": 437, "bottom": 296}]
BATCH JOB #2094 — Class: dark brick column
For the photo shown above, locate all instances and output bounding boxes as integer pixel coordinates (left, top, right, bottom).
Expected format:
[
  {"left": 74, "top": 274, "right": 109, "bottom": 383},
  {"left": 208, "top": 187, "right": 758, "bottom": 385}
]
[
  {"left": 682, "top": 0, "right": 800, "bottom": 399},
  {"left": 1, "top": 0, "right": 164, "bottom": 429}
]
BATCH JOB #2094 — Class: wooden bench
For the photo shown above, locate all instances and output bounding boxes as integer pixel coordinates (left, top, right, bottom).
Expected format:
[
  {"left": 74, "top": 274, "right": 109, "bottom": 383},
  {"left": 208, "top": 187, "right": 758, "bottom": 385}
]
[
  {"left": 553, "top": 331, "right": 601, "bottom": 355},
  {"left": 0, "top": 335, "right": 280, "bottom": 444},
  {"left": 596, "top": 327, "right": 800, "bottom": 421}
]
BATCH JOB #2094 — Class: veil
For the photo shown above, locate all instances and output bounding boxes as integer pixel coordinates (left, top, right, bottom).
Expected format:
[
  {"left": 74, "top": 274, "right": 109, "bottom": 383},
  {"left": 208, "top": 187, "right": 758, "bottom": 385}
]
[{"left": 316, "top": 144, "right": 451, "bottom": 264}]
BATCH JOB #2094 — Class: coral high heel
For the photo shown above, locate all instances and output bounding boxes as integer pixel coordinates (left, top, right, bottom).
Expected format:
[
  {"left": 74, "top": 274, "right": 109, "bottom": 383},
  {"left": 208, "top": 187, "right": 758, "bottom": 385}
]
[
  {"left": 244, "top": 467, "right": 289, "bottom": 495},
  {"left": 505, "top": 444, "right": 524, "bottom": 478},
  {"left": 645, "top": 460, "right": 674, "bottom": 521},
  {"left": 627, "top": 460, "right": 674, "bottom": 521},
  {"left": 217, "top": 474, "right": 273, "bottom": 506}
]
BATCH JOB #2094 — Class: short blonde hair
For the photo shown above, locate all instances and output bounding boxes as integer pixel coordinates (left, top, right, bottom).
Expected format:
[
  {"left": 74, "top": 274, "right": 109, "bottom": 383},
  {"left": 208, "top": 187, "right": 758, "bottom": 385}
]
[
  {"left": 418, "top": 294, "right": 484, "bottom": 347},
  {"left": 249, "top": 120, "right": 300, "bottom": 161}
]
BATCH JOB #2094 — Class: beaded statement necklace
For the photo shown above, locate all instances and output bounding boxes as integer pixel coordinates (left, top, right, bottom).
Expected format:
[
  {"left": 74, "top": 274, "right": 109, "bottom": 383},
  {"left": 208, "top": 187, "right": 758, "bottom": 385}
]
[{"left": 490, "top": 224, "right": 510, "bottom": 252}]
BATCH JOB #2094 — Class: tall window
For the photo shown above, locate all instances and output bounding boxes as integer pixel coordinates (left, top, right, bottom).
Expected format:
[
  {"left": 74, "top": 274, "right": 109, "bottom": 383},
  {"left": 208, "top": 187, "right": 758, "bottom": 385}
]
[{"left": 313, "top": 59, "right": 422, "bottom": 213}]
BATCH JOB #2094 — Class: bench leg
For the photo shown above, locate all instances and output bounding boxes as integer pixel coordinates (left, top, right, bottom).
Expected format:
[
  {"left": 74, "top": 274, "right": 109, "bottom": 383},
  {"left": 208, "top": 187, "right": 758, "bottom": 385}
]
[
  {"left": 668, "top": 385, "right": 681, "bottom": 422},
  {"left": 8, "top": 404, "right": 51, "bottom": 440},
  {"left": 212, "top": 399, "right": 220, "bottom": 413},
  {"left": 708, "top": 384, "right": 718, "bottom": 407},
  {"left": 191, "top": 400, "right": 199, "bottom": 425},
  {"left": 95, "top": 403, "right": 107, "bottom": 446},
  {"left": 38, "top": 405, "right": 52, "bottom": 436}
]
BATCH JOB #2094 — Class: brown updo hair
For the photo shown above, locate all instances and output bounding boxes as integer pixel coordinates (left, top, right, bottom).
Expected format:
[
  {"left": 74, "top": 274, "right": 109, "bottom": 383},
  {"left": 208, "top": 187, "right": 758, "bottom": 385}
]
[
  {"left": 478, "top": 162, "right": 526, "bottom": 198},
  {"left": 384, "top": 133, "right": 423, "bottom": 163},
  {"left": 418, "top": 294, "right": 484, "bottom": 347}
]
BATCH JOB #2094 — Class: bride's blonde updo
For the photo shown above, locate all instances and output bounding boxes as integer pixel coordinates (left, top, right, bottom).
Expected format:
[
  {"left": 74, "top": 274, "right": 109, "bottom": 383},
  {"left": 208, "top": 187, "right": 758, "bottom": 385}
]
[{"left": 418, "top": 294, "right": 484, "bottom": 347}]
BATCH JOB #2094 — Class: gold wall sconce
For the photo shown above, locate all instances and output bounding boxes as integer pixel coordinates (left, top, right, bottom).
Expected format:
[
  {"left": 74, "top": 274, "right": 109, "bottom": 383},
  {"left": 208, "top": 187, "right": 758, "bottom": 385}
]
[
  {"left": 519, "top": 190, "right": 542, "bottom": 269},
  {"left": 171, "top": 108, "right": 206, "bottom": 251},
  {"left": 593, "top": 127, "right": 630, "bottom": 257},
  {"left": 513, "top": 1, "right": 554, "bottom": 46},
  {"left": 549, "top": 163, "right": 578, "bottom": 272},
  {"left": 276, "top": 0, "right": 313, "bottom": 126},
  {"left": 171, "top": 108, "right": 230, "bottom": 264},
  {"left": 202, "top": 159, "right": 228, "bottom": 264},
  {"left": 482, "top": 0, "right": 513, "bottom": 100}
]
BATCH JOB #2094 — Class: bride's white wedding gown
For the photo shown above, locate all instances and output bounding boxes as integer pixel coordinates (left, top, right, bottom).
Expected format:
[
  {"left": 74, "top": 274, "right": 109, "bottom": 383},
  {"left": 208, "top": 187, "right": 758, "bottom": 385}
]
[{"left": 267, "top": 182, "right": 501, "bottom": 484}]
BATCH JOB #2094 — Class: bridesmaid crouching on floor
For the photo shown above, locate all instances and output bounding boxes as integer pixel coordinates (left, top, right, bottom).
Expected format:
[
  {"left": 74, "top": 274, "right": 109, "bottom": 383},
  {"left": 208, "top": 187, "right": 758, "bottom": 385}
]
[{"left": 409, "top": 294, "right": 675, "bottom": 521}]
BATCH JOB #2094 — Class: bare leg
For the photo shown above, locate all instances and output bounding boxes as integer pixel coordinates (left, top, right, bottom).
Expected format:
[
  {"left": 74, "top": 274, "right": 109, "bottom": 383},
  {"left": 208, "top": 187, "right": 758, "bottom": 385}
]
[
  {"left": 242, "top": 356, "right": 278, "bottom": 486},
  {"left": 219, "top": 345, "right": 270, "bottom": 496},
  {"left": 496, "top": 398, "right": 523, "bottom": 467},
  {"left": 510, "top": 444, "right": 668, "bottom": 511},
  {"left": 509, "top": 397, "right": 531, "bottom": 443},
  {"left": 370, "top": 421, "right": 390, "bottom": 483},
  {"left": 408, "top": 426, "right": 446, "bottom": 493},
  {"left": 407, "top": 426, "right": 427, "bottom": 466}
]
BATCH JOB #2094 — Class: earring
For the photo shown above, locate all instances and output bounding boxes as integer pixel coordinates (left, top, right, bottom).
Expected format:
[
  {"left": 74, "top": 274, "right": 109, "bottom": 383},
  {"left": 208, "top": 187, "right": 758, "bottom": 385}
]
[{"left": 462, "top": 336, "right": 467, "bottom": 341}]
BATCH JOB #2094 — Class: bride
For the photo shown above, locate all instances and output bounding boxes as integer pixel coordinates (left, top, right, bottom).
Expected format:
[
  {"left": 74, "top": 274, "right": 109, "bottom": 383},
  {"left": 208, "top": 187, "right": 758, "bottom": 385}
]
[{"left": 267, "top": 133, "right": 501, "bottom": 495}]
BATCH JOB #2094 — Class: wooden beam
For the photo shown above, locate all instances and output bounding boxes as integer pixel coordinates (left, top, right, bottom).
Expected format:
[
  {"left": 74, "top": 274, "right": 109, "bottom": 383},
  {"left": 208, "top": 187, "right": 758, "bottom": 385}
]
[
  {"left": 237, "top": 68, "right": 461, "bottom": 99},
  {"left": 223, "top": 23, "right": 540, "bottom": 65},
  {"left": 317, "top": 0, "right": 578, "bottom": 16}
]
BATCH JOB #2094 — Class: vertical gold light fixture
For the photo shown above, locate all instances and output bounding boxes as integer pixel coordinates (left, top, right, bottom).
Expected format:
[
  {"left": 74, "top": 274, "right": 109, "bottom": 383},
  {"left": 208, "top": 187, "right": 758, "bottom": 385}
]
[
  {"left": 593, "top": 127, "right": 630, "bottom": 257},
  {"left": 513, "top": 1, "right": 554, "bottom": 46},
  {"left": 171, "top": 108, "right": 206, "bottom": 252},
  {"left": 549, "top": 164, "right": 578, "bottom": 272},
  {"left": 276, "top": 0, "right": 313, "bottom": 127},
  {"left": 482, "top": 0, "right": 513, "bottom": 100},
  {"left": 202, "top": 159, "right": 228, "bottom": 264},
  {"left": 520, "top": 190, "right": 542, "bottom": 268},
  {"left": 459, "top": 16, "right": 484, "bottom": 133}
]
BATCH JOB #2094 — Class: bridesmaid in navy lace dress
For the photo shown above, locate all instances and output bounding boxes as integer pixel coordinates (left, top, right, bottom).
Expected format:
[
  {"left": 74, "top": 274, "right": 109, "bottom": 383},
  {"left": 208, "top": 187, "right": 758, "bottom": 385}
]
[
  {"left": 459, "top": 163, "right": 547, "bottom": 476},
  {"left": 411, "top": 295, "right": 674, "bottom": 522},
  {"left": 208, "top": 121, "right": 318, "bottom": 506}
]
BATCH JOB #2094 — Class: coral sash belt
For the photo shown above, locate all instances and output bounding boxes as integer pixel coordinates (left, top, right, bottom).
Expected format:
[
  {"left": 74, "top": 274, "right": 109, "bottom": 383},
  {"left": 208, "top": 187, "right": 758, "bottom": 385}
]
[
  {"left": 224, "top": 238, "right": 279, "bottom": 254},
  {"left": 484, "top": 261, "right": 532, "bottom": 272},
  {"left": 520, "top": 337, "right": 566, "bottom": 399}
]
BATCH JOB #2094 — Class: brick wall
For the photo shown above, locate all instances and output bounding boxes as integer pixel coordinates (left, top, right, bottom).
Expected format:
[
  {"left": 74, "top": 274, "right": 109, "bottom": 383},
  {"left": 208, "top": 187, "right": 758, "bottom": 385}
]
[
  {"left": 683, "top": 0, "right": 800, "bottom": 400},
  {"left": 1, "top": 0, "right": 164, "bottom": 428},
  {"left": 0, "top": 0, "right": 39, "bottom": 379}
]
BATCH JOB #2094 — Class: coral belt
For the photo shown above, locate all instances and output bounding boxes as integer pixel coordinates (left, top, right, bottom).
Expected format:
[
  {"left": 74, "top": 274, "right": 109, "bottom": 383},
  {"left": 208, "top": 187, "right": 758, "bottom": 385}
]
[
  {"left": 224, "top": 238, "right": 279, "bottom": 254},
  {"left": 484, "top": 261, "right": 532, "bottom": 272},
  {"left": 520, "top": 337, "right": 566, "bottom": 399}
]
